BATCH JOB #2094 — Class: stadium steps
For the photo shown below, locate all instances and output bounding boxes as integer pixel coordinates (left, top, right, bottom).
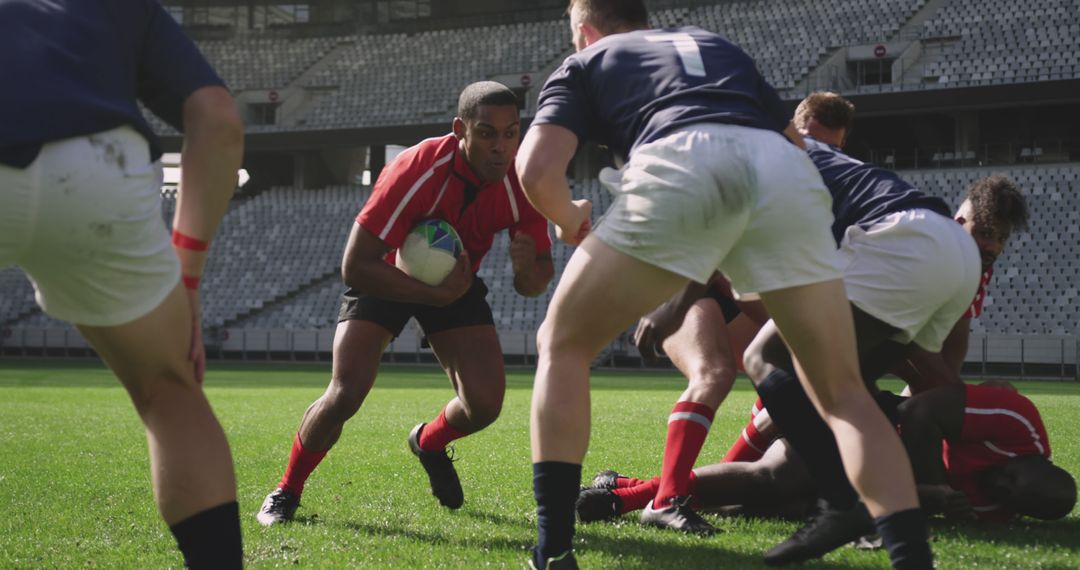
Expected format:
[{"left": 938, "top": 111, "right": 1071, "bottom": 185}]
[
  {"left": 278, "top": 40, "right": 357, "bottom": 127},
  {"left": 220, "top": 268, "right": 341, "bottom": 330},
  {"left": 895, "top": 0, "right": 952, "bottom": 40}
]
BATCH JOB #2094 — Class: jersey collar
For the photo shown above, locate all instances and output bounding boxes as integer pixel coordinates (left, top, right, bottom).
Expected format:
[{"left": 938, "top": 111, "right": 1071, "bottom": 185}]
[{"left": 453, "top": 144, "right": 488, "bottom": 188}]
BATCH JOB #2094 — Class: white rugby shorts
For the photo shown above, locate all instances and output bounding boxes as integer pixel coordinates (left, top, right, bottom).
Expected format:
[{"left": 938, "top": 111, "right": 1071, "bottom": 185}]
[
  {"left": 0, "top": 126, "right": 178, "bottom": 326},
  {"left": 591, "top": 122, "right": 840, "bottom": 298},
  {"left": 837, "top": 208, "right": 981, "bottom": 352}
]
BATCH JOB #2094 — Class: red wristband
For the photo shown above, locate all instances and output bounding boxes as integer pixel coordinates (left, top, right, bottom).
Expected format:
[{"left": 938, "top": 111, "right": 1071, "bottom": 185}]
[
  {"left": 172, "top": 231, "right": 210, "bottom": 252},
  {"left": 181, "top": 275, "right": 201, "bottom": 290}
]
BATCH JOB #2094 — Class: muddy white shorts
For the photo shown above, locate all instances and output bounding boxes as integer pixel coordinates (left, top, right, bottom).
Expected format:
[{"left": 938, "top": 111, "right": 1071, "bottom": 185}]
[
  {"left": 591, "top": 122, "right": 840, "bottom": 298},
  {"left": 0, "top": 126, "right": 178, "bottom": 326},
  {"left": 837, "top": 208, "right": 981, "bottom": 351}
]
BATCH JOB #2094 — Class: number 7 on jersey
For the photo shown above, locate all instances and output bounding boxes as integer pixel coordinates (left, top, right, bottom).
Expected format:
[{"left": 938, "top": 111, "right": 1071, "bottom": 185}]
[{"left": 645, "top": 32, "right": 706, "bottom": 77}]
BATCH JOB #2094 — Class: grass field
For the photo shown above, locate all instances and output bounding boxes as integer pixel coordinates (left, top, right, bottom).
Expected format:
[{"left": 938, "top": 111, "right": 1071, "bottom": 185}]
[{"left": 1, "top": 360, "right": 1078, "bottom": 569}]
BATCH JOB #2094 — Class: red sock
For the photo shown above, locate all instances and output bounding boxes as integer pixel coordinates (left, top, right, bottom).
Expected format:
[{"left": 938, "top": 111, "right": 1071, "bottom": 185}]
[
  {"left": 418, "top": 406, "right": 469, "bottom": 452},
  {"left": 279, "top": 433, "right": 328, "bottom": 496},
  {"left": 614, "top": 476, "right": 648, "bottom": 488},
  {"left": 613, "top": 477, "right": 661, "bottom": 513},
  {"left": 654, "top": 401, "right": 715, "bottom": 508},
  {"left": 722, "top": 397, "right": 779, "bottom": 463}
]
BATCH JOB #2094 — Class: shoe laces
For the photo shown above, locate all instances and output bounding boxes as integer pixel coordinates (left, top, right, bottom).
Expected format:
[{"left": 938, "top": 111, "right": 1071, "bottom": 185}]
[{"left": 266, "top": 490, "right": 296, "bottom": 511}]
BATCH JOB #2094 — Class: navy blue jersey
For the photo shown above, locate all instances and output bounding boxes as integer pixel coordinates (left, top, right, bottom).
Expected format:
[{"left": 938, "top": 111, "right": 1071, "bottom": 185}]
[
  {"left": 532, "top": 26, "right": 788, "bottom": 161},
  {"left": 805, "top": 136, "right": 952, "bottom": 244},
  {"left": 0, "top": 0, "right": 225, "bottom": 167}
]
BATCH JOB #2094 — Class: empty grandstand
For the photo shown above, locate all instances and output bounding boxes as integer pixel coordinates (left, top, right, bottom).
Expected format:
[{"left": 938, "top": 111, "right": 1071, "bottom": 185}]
[{"left": 2, "top": 0, "right": 1077, "bottom": 377}]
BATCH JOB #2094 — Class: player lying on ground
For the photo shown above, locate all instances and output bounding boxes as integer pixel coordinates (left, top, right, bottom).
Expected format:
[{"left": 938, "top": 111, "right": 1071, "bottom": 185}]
[
  {"left": 518, "top": 1, "right": 932, "bottom": 567},
  {"left": 741, "top": 92, "right": 1029, "bottom": 566},
  {"left": 578, "top": 383, "right": 1076, "bottom": 525},
  {"left": 0, "top": 2, "right": 244, "bottom": 566},
  {"left": 257, "top": 82, "right": 554, "bottom": 525}
]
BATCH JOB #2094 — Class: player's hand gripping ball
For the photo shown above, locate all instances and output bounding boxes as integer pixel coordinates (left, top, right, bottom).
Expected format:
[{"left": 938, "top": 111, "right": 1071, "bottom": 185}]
[{"left": 395, "top": 219, "right": 464, "bottom": 285}]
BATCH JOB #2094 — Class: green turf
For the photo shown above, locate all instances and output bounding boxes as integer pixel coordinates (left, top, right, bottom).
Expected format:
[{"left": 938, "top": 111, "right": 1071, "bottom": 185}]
[{"left": 1, "top": 360, "right": 1078, "bottom": 568}]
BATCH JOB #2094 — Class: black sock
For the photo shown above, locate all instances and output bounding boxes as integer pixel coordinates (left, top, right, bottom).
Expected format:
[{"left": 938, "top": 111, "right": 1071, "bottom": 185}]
[
  {"left": 533, "top": 461, "right": 581, "bottom": 562},
  {"left": 756, "top": 369, "right": 859, "bottom": 510},
  {"left": 875, "top": 508, "right": 933, "bottom": 569},
  {"left": 169, "top": 501, "right": 243, "bottom": 569}
]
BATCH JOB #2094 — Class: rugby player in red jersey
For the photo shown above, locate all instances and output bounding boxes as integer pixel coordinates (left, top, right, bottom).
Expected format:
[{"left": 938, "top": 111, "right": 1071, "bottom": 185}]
[{"left": 257, "top": 81, "right": 554, "bottom": 525}]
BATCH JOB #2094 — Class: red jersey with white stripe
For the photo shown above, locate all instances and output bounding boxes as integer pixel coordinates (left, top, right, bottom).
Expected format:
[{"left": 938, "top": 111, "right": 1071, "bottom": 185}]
[
  {"left": 357, "top": 134, "right": 552, "bottom": 272},
  {"left": 944, "top": 384, "right": 1050, "bottom": 520},
  {"left": 962, "top": 268, "right": 993, "bottom": 318}
]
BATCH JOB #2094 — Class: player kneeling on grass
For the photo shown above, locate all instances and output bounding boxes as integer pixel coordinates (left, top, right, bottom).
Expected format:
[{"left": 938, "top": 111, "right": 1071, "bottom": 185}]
[
  {"left": 579, "top": 383, "right": 1076, "bottom": 528},
  {"left": 741, "top": 92, "right": 1030, "bottom": 566},
  {"left": 0, "top": 2, "right": 244, "bottom": 567},
  {"left": 257, "top": 82, "right": 554, "bottom": 525},
  {"left": 720, "top": 171, "right": 1033, "bottom": 465}
]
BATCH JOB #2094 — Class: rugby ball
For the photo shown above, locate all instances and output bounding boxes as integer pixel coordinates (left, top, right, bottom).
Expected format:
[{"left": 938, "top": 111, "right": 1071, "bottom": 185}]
[{"left": 395, "top": 219, "right": 464, "bottom": 286}]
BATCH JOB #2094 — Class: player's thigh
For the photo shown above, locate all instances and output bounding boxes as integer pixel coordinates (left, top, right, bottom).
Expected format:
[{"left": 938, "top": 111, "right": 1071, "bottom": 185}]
[
  {"left": 330, "top": 319, "right": 393, "bottom": 392},
  {"left": 77, "top": 283, "right": 195, "bottom": 402},
  {"left": 541, "top": 236, "right": 688, "bottom": 357},
  {"left": 426, "top": 324, "right": 506, "bottom": 402},
  {"left": 662, "top": 298, "right": 736, "bottom": 381}
]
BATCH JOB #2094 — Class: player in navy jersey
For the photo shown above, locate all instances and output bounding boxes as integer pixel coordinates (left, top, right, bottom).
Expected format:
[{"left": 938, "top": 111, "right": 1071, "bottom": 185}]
[
  {"left": 741, "top": 92, "right": 1027, "bottom": 565},
  {"left": 892, "top": 174, "right": 1027, "bottom": 394},
  {"left": 0, "top": 1, "right": 244, "bottom": 566},
  {"left": 516, "top": 2, "right": 931, "bottom": 568},
  {"left": 257, "top": 82, "right": 554, "bottom": 526}
]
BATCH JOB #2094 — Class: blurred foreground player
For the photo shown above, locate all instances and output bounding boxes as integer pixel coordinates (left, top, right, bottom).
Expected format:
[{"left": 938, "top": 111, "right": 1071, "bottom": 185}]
[
  {"left": 257, "top": 82, "right": 553, "bottom": 525},
  {"left": 0, "top": 1, "right": 244, "bottom": 567},
  {"left": 517, "top": 2, "right": 929, "bottom": 567}
]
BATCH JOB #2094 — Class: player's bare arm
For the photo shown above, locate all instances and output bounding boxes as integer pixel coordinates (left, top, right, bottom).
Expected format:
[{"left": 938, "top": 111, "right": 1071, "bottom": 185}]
[
  {"left": 509, "top": 233, "right": 554, "bottom": 297},
  {"left": 516, "top": 124, "right": 592, "bottom": 245},
  {"left": 172, "top": 85, "right": 244, "bottom": 383},
  {"left": 341, "top": 222, "right": 472, "bottom": 307}
]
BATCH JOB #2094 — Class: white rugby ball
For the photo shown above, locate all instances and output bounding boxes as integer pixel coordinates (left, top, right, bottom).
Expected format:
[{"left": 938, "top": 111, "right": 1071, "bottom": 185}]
[{"left": 395, "top": 219, "right": 464, "bottom": 286}]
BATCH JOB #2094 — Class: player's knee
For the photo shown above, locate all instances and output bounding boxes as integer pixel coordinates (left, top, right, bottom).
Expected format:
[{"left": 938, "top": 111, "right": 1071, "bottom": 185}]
[
  {"left": 124, "top": 365, "right": 200, "bottom": 416},
  {"left": 536, "top": 317, "right": 575, "bottom": 357},
  {"left": 687, "top": 362, "right": 736, "bottom": 391},
  {"left": 742, "top": 342, "right": 768, "bottom": 384},
  {"left": 462, "top": 395, "right": 503, "bottom": 429},
  {"left": 323, "top": 374, "right": 372, "bottom": 419}
]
